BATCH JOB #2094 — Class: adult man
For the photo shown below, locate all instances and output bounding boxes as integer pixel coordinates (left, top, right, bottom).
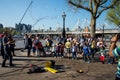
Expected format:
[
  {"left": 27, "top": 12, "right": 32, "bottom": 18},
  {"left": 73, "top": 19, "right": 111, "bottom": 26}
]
[{"left": 1, "top": 31, "right": 14, "bottom": 67}]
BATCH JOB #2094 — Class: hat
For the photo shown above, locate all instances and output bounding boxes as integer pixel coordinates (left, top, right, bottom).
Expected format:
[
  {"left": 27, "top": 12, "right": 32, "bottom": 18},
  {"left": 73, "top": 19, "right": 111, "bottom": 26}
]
[
  {"left": 113, "top": 47, "right": 120, "bottom": 57},
  {"left": 67, "top": 39, "right": 70, "bottom": 41}
]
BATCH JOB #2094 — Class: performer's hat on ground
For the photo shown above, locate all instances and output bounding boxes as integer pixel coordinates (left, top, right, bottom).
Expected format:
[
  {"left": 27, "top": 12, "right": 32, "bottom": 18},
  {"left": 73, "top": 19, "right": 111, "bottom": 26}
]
[{"left": 113, "top": 47, "right": 120, "bottom": 57}]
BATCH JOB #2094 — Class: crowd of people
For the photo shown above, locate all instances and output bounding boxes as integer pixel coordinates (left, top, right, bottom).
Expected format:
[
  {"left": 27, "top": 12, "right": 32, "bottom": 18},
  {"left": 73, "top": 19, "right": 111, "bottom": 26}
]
[
  {"left": 22, "top": 34, "right": 110, "bottom": 64},
  {"left": 1, "top": 32, "right": 120, "bottom": 79},
  {"left": 0, "top": 32, "right": 118, "bottom": 65},
  {"left": 53, "top": 35, "right": 107, "bottom": 63},
  {"left": 0, "top": 33, "right": 114, "bottom": 66}
]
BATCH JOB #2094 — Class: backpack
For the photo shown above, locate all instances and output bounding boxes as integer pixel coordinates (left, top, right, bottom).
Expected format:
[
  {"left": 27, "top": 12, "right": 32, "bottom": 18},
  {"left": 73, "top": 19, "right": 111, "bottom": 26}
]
[
  {"left": 48, "top": 39, "right": 53, "bottom": 47},
  {"left": 37, "top": 42, "right": 43, "bottom": 48},
  {"left": 46, "top": 41, "right": 50, "bottom": 47}
]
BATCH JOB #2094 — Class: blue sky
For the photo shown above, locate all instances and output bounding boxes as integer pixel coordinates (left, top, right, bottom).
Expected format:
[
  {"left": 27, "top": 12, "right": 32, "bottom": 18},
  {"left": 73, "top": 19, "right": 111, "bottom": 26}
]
[{"left": 0, "top": 0, "right": 117, "bottom": 30}]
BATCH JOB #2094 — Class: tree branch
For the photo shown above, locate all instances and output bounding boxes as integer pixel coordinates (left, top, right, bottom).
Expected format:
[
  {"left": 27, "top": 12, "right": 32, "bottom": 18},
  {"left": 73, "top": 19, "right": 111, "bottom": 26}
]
[
  {"left": 89, "top": 0, "right": 93, "bottom": 11},
  {"left": 96, "top": 0, "right": 118, "bottom": 18},
  {"left": 93, "top": 0, "right": 97, "bottom": 5},
  {"left": 68, "top": 0, "right": 91, "bottom": 12},
  {"left": 100, "top": 0, "right": 108, "bottom": 5},
  {"left": 96, "top": 8, "right": 107, "bottom": 18}
]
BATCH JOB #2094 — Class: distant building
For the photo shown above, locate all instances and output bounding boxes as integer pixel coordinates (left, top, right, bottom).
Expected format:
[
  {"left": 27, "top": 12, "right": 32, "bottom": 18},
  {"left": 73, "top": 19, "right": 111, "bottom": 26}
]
[
  {"left": 0, "top": 24, "right": 3, "bottom": 28},
  {"left": 83, "top": 26, "right": 90, "bottom": 37},
  {"left": 15, "top": 23, "right": 32, "bottom": 33},
  {"left": 66, "top": 27, "right": 69, "bottom": 31},
  {"left": 73, "top": 19, "right": 82, "bottom": 32},
  {"left": 56, "top": 27, "right": 62, "bottom": 31}
]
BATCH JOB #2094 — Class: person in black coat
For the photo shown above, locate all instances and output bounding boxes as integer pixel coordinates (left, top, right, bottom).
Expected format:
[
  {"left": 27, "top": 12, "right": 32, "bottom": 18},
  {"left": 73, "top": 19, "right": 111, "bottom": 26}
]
[
  {"left": 1, "top": 31, "right": 14, "bottom": 67},
  {"left": 0, "top": 34, "right": 4, "bottom": 59},
  {"left": 24, "top": 34, "right": 32, "bottom": 57}
]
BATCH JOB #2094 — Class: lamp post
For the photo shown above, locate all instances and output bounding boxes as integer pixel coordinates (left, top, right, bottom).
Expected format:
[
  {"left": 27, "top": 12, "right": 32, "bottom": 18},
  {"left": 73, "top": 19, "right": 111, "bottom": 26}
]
[
  {"left": 62, "top": 12, "right": 66, "bottom": 38},
  {"left": 102, "top": 24, "right": 105, "bottom": 40}
]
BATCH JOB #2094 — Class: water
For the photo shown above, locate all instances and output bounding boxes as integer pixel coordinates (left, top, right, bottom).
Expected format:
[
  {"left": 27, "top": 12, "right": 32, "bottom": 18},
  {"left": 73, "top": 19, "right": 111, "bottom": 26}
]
[
  {"left": 14, "top": 39, "right": 46, "bottom": 49},
  {"left": 0, "top": 38, "right": 52, "bottom": 50}
]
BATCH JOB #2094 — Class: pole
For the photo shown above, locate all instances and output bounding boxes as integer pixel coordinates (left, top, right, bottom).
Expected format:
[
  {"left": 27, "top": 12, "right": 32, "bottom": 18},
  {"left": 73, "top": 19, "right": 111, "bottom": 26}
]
[
  {"left": 62, "top": 17, "right": 66, "bottom": 38},
  {"left": 102, "top": 24, "right": 105, "bottom": 40},
  {"left": 19, "top": 0, "right": 33, "bottom": 23},
  {"left": 62, "top": 12, "right": 66, "bottom": 39}
]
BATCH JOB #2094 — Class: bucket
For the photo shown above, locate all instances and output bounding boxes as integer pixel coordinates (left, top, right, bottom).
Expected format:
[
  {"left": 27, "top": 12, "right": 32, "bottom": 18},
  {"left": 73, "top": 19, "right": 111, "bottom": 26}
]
[
  {"left": 45, "top": 61, "right": 52, "bottom": 67},
  {"left": 45, "top": 60, "right": 55, "bottom": 67},
  {"left": 50, "top": 60, "right": 55, "bottom": 67},
  {"left": 100, "top": 55, "right": 105, "bottom": 62}
]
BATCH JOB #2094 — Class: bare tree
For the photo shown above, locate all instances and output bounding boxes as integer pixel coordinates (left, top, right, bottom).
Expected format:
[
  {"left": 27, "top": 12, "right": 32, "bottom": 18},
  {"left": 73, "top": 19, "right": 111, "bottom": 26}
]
[{"left": 68, "top": 0, "right": 119, "bottom": 37}]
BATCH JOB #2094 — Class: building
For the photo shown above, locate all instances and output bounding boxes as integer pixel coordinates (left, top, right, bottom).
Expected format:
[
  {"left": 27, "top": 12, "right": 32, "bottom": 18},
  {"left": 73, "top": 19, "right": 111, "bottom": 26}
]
[
  {"left": 15, "top": 23, "right": 32, "bottom": 33},
  {"left": 0, "top": 24, "right": 3, "bottom": 28}
]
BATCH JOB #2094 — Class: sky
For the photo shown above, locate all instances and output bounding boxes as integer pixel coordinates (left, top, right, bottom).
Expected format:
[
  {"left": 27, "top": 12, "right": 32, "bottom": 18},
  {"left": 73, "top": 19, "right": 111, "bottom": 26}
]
[{"left": 0, "top": 0, "right": 117, "bottom": 30}]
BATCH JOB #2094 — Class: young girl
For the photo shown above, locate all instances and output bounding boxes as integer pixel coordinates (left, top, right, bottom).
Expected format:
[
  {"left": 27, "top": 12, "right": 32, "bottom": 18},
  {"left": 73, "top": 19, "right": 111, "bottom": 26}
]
[
  {"left": 71, "top": 43, "right": 77, "bottom": 59},
  {"left": 99, "top": 41, "right": 106, "bottom": 64},
  {"left": 54, "top": 43, "right": 60, "bottom": 58},
  {"left": 51, "top": 43, "right": 56, "bottom": 57}
]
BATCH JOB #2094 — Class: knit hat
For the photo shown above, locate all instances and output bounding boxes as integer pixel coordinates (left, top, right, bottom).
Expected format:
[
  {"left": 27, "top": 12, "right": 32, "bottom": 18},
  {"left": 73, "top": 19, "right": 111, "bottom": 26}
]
[{"left": 113, "top": 47, "right": 120, "bottom": 57}]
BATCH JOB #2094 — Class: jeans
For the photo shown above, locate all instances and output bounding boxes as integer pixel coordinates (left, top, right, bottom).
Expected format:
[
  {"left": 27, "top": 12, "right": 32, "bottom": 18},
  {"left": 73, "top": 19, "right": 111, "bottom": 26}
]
[
  {"left": 2, "top": 46, "right": 13, "bottom": 66},
  {"left": 83, "top": 53, "right": 90, "bottom": 62},
  {"left": 32, "top": 47, "right": 36, "bottom": 53},
  {"left": 27, "top": 46, "right": 32, "bottom": 56},
  {"left": 107, "top": 56, "right": 115, "bottom": 64},
  {"left": 91, "top": 48, "right": 95, "bottom": 59},
  {"left": 0, "top": 44, "right": 4, "bottom": 59},
  {"left": 72, "top": 52, "right": 76, "bottom": 59},
  {"left": 115, "top": 75, "right": 120, "bottom": 80}
]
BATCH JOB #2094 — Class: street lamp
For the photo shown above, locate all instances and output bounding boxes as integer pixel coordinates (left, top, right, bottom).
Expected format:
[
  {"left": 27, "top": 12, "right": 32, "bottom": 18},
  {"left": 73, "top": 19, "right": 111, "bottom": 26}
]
[
  {"left": 62, "top": 12, "right": 66, "bottom": 38},
  {"left": 102, "top": 24, "right": 105, "bottom": 40}
]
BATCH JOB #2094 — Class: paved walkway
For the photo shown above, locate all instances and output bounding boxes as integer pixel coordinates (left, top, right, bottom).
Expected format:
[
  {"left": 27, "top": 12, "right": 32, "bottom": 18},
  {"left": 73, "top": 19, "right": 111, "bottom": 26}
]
[
  {"left": 0, "top": 40, "right": 120, "bottom": 80},
  {"left": 0, "top": 49, "right": 117, "bottom": 80}
]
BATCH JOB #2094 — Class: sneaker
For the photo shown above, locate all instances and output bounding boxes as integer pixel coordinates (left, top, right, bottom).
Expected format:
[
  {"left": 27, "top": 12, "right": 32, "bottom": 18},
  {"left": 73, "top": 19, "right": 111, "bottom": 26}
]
[
  {"left": 27, "top": 55, "right": 32, "bottom": 57},
  {"left": 9, "top": 64, "right": 15, "bottom": 67},
  {"left": 108, "top": 63, "right": 111, "bottom": 64},
  {"left": 88, "top": 61, "right": 90, "bottom": 63},
  {"left": 13, "top": 54, "right": 16, "bottom": 56},
  {"left": 1, "top": 65, "right": 8, "bottom": 67}
]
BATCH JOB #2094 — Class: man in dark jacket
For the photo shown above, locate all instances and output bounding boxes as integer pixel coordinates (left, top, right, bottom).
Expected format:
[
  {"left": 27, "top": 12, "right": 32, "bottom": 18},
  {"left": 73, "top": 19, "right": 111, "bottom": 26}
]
[
  {"left": 24, "top": 34, "right": 32, "bottom": 57},
  {"left": 1, "top": 31, "right": 14, "bottom": 67}
]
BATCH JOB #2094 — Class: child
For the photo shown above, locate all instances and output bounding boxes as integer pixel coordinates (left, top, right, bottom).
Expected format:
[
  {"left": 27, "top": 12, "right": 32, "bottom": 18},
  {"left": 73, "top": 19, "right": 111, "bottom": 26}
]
[
  {"left": 71, "top": 43, "right": 77, "bottom": 59},
  {"left": 60, "top": 43, "right": 64, "bottom": 58},
  {"left": 99, "top": 41, "right": 106, "bottom": 64},
  {"left": 54, "top": 43, "right": 60, "bottom": 58},
  {"left": 51, "top": 43, "right": 56, "bottom": 57},
  {"left": 83, "top": 42, "right": 91, "bottom": 63},
  {"left": 99, "top": 46, "right": 105, "bottom": 64}
]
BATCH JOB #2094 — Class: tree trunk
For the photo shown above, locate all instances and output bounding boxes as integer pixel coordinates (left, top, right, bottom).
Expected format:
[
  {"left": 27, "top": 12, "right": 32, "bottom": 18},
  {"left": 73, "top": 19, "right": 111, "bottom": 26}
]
[{"left": 90, "top": 15, "right": 96, "bottom": 38}]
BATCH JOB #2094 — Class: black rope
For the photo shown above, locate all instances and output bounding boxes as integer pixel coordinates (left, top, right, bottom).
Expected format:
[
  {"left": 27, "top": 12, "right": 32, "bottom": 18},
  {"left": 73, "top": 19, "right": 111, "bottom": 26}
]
[{"left": 19, "top": 0, "right": 33, "bottom": 23}]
